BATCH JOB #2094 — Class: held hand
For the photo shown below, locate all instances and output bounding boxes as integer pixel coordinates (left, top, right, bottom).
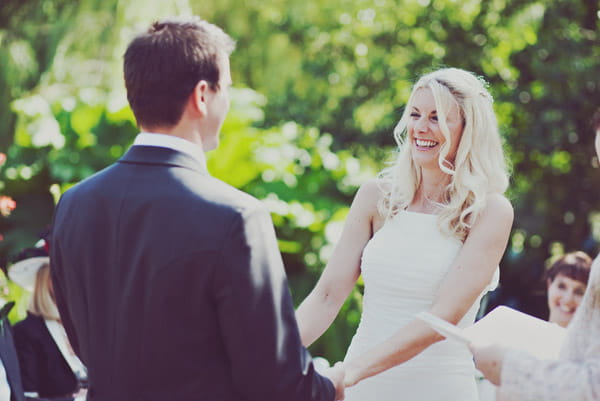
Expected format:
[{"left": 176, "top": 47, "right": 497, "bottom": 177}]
[
  {"left": 469, "top": 342, "right": 509, "bottom": 385},
  {"left": 321, "top": 361, "right": 345, "bottom": 400},
  {"left": 342, "top": 360, "right": 360, "bottom": 388}
]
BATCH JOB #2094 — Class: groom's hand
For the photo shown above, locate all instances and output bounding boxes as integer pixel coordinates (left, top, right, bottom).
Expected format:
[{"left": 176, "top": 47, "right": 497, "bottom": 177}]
[{"left": 321, "top": 361, "right": 345, "bottom": 400}]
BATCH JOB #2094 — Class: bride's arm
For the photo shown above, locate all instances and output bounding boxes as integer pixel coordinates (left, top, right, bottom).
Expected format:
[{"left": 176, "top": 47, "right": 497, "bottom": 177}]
[
  {"left": 343, "top": 193, "right": 514, "bottom": 386},
  {"left": 296, "top": 180, "right": 381, "bottom": 347}
]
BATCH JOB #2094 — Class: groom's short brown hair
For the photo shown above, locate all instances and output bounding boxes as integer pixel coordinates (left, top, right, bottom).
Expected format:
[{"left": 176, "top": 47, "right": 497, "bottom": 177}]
[{"left": 124, "top": 17, "right": 235, "bottom": 130}]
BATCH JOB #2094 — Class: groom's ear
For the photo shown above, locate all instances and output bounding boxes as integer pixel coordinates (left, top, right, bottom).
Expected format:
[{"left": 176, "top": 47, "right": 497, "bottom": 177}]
[{"left": 191, "top": 80, "right": 210, "bottom": 117}]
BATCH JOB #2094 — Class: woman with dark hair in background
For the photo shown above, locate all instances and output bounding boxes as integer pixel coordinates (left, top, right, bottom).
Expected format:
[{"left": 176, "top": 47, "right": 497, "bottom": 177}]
[
  {"left": 472, "top": 110, "right": 600, "bottom": 401},
  {"left": 477, "top": 251, "right": 593, "bottom": 401},
  {"left": 545, "top": 251, "right": 592, "bottom": 328}
]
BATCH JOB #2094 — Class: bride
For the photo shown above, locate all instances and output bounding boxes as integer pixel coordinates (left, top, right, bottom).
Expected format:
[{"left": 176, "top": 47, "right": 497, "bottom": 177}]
[{"left": 296, "top": 68, "right": 513, "bottom": 400}]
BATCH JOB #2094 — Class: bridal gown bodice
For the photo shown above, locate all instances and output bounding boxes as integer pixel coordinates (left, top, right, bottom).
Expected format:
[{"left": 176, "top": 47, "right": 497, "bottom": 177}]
[{"left": 343, "top": 210, "right": 498, "bottom": 401}]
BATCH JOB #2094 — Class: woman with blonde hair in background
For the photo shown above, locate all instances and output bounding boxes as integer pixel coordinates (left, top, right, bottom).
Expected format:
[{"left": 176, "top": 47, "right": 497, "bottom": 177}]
[
  {"left": 296, "top": 67, "right": 514, "bottom": 400},
  {"left": 9, "top": 235, "right": 87, "bottom": 401}
]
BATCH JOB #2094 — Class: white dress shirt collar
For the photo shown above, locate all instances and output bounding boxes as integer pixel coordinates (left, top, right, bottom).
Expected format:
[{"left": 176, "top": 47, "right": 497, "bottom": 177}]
[{"left": 133, "top": 132, "right": 207, "bottom": 169}]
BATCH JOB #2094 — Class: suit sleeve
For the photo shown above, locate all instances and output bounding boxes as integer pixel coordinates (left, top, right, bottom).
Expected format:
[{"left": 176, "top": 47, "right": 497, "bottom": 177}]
[
  {"left": 213, "top": 205, "right": 335, "bottom": 401},
  {"left": 50, "top": 199, "right": 81, "bottom": 358}
]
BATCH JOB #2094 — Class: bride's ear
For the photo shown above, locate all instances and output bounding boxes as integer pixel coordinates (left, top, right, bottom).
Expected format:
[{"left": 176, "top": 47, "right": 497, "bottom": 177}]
[{"left": 191, "top": 80, "right": 209, "bottom": 116}]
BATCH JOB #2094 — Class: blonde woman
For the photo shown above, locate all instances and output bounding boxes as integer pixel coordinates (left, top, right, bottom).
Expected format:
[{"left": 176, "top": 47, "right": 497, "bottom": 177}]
[
  {"left": 296, "top": 68, "right": 513, "bottom": 400},
  {"left": 9, "top": 237, "right": 87, "bottom": 400}
]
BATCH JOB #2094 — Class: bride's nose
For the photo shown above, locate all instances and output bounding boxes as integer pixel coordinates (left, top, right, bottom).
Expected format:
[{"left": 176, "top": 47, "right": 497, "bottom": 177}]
[{"left": 415, "top": 117, "right": 428, "bottom": 133}]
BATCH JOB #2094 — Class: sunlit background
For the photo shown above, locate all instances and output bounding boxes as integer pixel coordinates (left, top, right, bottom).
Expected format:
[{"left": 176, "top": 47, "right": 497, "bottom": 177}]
[{"left": 1, "top": 0, "right": 599, "bottom": 361}]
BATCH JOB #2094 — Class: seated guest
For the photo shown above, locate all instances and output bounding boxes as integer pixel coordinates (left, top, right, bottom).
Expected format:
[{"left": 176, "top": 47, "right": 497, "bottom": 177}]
[
  {"left": 0, "top": 300, "right": 25, "bottom": 401},
  {"left": 545, "top": 251, "right": 592, "bottom": 328},
  {"left": 8, "top": 237, "right": 86, "bottom": 401}
]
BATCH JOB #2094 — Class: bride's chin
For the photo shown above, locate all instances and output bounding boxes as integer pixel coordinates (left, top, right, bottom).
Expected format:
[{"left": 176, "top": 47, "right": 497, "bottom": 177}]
[{"left": 412, "top": 155, "right": 441, "bottom": 170}]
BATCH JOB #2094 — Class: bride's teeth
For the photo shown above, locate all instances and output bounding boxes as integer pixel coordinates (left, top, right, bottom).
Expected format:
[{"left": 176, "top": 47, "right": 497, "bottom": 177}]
[{"left": 415, "top": 139, "right": 437, "bottom": 148}]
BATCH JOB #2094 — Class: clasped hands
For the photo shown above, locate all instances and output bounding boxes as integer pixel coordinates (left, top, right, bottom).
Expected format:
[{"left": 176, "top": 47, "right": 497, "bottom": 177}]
[
  {"left": 322, "top": 342, "right": 510, "bottom": 400},
  {"left": 320, "top": 361, "right": 362, "bottom": 401}
]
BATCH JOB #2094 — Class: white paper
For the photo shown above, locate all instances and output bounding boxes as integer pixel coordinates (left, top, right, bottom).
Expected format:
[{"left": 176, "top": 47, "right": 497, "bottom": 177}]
[
  {"left": 416, "top": 310, "right": 471, "bottom": 344},
  {"left": 417, "top": 306, "right": 567, "bottom": 360}
]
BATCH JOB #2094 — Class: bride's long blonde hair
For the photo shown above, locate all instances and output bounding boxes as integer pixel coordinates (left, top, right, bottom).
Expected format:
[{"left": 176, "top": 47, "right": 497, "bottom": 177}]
[{"left": 378, "top": 68, "right": 510, "bottom": 241}]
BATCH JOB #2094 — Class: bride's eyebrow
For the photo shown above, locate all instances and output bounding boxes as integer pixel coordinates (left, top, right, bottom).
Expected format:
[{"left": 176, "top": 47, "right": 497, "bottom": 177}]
[{"left": 411, "top": 107, "right": 438, "bottom": 114}]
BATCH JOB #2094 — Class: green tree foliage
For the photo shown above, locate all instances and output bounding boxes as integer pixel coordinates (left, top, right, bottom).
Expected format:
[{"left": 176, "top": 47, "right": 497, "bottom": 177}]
[
  {"left": 198, "top": 0, "right": 600, "bottom": 322},
  {"left": 495, "top": 0, "right": 600, "bottom": 314},
  {"left": 199, "top": 0, "right": 550, "bottom": 147},
  {"left": 0, "top": 0, "right": 599, "bottom": 360}
]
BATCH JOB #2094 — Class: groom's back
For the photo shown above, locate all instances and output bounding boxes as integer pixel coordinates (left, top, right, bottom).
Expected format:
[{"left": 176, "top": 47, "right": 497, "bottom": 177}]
[
  {"left": 52, "top": 153, "right": 261, "bottom": 400},
  {"left": 51, "top": 16, "right": 336, "bottom": 401}
]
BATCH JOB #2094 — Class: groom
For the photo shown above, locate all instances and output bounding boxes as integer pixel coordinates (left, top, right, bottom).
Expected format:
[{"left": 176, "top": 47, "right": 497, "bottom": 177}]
[{"left": 51, "top": 17, "right": 343, "bottom": 401}]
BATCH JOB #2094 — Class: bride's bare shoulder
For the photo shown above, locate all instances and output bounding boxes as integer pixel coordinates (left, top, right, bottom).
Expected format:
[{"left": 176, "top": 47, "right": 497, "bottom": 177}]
[
  {"left": 354, "top": 178, "right": 388, "bottom": 232},
  {"left": 355, "top": 178, "right": 387, "bottom": 206}
]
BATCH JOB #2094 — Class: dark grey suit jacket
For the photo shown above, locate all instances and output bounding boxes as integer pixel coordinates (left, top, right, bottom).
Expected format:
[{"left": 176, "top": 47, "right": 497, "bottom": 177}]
[{"left": 51, "top": 145, "right": 334, "bottom": 401}]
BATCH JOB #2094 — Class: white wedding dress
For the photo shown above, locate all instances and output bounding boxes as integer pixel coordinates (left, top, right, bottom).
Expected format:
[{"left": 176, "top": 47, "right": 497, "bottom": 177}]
[{"left": 343, "top": 210, "right": 498, "bottom": 401}]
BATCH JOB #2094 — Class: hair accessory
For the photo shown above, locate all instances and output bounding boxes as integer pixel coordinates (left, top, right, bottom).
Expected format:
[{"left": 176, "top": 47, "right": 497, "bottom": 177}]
[{"left": 8, "top": 234, "right": 50, "bottom": 292}]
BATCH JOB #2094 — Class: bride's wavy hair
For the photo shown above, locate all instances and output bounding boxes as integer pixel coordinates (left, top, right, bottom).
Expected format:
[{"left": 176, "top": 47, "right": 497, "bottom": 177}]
[{"left": 378, "top": 68, "right": 510, "bottom": 241}]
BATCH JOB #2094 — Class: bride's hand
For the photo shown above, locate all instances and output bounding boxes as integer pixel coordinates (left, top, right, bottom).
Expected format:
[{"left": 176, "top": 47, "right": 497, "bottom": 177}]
[
  {"left": 342, "top": 361, "right": 360, "bottom": 388},
  {"left": 321, "top": 361, "right": 346, "bottom": 400}
]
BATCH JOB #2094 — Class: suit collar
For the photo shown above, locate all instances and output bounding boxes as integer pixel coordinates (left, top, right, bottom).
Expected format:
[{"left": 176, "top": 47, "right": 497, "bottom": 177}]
[
  {"left": 133, "top": 133, "right": 207, "bottom": 167},
  {"left": 118, "top": 145, "right": 209, "bottom": 175}
]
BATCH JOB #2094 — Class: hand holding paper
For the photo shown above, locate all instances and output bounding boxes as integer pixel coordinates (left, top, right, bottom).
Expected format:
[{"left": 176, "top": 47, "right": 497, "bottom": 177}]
[
  {"left": 469, "top": 342, "right": 509, "bottom": 385},
  {"left": 417, "top": 306, "right": 567, "bottom": 360}
]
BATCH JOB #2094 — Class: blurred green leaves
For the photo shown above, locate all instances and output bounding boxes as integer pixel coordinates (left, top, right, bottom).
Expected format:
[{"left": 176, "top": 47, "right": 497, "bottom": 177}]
[{"left": 0, "top": 0, "right": 599, "bottom": 359}]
